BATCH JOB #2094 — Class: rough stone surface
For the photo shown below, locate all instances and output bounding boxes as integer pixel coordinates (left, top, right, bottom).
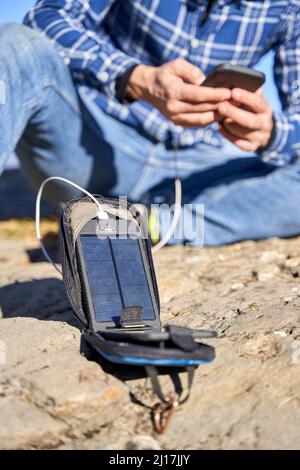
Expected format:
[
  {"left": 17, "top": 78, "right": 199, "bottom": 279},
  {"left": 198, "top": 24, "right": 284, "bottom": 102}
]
[{"left": 0, "top": 217, "right": 300, "bottom": 449}]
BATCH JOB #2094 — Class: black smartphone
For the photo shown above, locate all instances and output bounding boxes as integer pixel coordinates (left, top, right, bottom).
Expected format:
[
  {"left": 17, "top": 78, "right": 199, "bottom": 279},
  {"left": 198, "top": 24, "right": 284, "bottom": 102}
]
[
  {"left": 202, "top": 63, "right": 265, "bottom": 92},
  {"left": 75, "top": 218, "right": 161, "bottom": 332}
]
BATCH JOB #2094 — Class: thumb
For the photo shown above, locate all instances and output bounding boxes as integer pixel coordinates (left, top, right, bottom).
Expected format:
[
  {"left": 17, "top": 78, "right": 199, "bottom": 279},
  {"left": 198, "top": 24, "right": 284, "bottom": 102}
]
[{"left": 172, "top": 58, "right": 205, "bottom": 85}]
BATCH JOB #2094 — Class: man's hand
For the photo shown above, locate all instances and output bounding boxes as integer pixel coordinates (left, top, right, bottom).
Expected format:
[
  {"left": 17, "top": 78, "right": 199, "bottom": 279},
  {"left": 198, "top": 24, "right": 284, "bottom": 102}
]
[
  {"left": 218, "top": 88, "right": 274, "bottom": 152},
  {"left": 126, "top": 59, "right": 231, "bottom": 128}
]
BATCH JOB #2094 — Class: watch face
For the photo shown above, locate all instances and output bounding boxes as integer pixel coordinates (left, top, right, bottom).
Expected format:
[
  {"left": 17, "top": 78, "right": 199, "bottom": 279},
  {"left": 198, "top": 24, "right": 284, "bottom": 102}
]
[{"left": 80, "top": 235, "right": 155, "bottom": 324}]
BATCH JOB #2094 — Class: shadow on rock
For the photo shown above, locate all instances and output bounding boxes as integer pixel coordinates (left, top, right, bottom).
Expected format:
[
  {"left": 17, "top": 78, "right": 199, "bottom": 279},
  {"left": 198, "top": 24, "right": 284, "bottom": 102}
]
[
  {"left": 0, "top": 277, "right": 80, "bottom": 328},
  {"left": 26, "top": 241, "right": 60, "bottom": 264}
]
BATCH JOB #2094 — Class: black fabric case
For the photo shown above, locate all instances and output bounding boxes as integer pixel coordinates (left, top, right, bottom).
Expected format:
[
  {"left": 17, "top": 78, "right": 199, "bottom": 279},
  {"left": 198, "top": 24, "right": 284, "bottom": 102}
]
[{"left": 59, "top": 195, "right": 215, "bottom": 366}]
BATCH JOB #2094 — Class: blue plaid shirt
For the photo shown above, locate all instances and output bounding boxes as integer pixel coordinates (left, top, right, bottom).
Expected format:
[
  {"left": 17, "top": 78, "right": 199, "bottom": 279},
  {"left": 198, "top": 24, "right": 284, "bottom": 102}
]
[{"left": 24, "top": 0, "right": 300, "bottom": 165}]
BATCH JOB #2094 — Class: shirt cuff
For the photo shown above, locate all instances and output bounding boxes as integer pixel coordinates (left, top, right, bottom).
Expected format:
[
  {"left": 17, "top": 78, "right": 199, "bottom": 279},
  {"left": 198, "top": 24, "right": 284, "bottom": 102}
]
[
  {"left": 115, "top": 64, "right": 140, "bottom": 104},
  {"left": 89, "top": 53, "right": 141, "bottom": 99},
  {"left": 257, "top": 112, "right": 291, "bottom": 164}
]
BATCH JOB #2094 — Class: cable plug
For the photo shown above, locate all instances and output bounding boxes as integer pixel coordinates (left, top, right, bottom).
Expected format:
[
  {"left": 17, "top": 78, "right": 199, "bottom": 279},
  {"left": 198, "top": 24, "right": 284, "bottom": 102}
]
[{"left": 97, "top": 208, "right": 109, "bottom": 220}]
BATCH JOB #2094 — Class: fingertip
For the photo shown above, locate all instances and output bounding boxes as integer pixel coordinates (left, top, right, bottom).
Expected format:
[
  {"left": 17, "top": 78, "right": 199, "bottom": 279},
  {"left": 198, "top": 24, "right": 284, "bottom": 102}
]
[
  {"left": 216, "top": 89, "right": 231, "bottom": 101},
  {"left": 218, "top": 103, "right": 227, "bottom": 114},
  {"left": 194, "top": 68, "right": 205, "bottom": 77},
  {"left": 224, "top": 88, "right": 232, "bottom": 99},
  {"left": 197, "top": 75, "right": 206, "bottom": 86},
  {"left": 192, "top": 69, "right": 205, "bottom": 85},
  {"left": 232, "top": 88, "right": 242, "bottom": 100}
]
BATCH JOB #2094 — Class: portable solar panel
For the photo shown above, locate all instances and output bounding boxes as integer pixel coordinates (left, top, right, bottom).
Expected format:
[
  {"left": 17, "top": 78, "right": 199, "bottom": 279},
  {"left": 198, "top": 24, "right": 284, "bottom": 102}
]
[{"left": 75, "top": 218, "right": 160, "bottom": 332}]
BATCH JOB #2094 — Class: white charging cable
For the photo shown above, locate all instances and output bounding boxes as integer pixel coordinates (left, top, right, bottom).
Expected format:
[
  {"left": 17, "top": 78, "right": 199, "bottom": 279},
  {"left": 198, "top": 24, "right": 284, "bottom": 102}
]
[
  {"left": 35, "top": 176, "right": 108, "bottom": 274},
  {"left": 151, "top": 178, "right": 182, "bottom": 254},
  {"left": 151, "top": 143, "right": 182, "bottom": 253},
  {"left": 36, "top": 175, "right": 182, "bottom": 273}
]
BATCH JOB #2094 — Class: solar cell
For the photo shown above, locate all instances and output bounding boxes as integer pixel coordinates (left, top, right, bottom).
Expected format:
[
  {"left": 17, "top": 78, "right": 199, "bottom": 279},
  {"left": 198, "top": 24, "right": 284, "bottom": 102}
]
[{"left": 80, "top": 235, "right": 155, "bottom": 323}]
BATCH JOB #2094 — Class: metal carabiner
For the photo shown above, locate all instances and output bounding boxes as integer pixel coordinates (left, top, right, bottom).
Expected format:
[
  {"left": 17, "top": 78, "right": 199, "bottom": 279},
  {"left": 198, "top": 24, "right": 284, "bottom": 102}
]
[{"left": 152, "top": 396, "right": 179, "bottom": 434}]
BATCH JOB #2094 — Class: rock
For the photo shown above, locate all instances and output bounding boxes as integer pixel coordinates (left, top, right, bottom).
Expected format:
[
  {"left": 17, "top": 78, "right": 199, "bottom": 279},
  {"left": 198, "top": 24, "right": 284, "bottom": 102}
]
[
  {"left": 283, "top": 297, "right": 295, "bottom": 305},
  {"left": 157, "top": 271, "right": 200, "bottom": 303},
  {"left": 0, "top": 318, "right": 130, "bottom": 449},
  {"left": 282, "top": 258, "right": 300, "bottom": 278},
  {"left": 125, "top": 436, "right": 161, "bottom": 450},
  {"left": 254, "top": 264, "right": 280, "bottom": 282},
  {"left": 259, "top": 251, "right": 286, "bottom": 265},
  {"left": 238, "top": 333, "right": 283, "bottom": 359},
  {"left": 0, "top": 395, "right": 66, "bottom": 450},
  {"left": 230, "top": 283, "right": 245, "bottom": 291},
  {"left": 283, "top": 257, "right": 300, "bottom": 268},
  {"left": 1, "top": 219, "right": 300, "bottom": 449},
  {"left": 169, "top": 306, "right": 182, "bottom": 317},
  {"left": 274, "top": 331, "right": 287, "bottom": 338}
]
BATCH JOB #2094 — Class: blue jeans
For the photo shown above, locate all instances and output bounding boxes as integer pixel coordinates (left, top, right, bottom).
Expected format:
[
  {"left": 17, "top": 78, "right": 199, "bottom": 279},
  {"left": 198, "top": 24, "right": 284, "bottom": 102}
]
[{"left": 1, "top": 23, "right": 300, "bottom": 246}]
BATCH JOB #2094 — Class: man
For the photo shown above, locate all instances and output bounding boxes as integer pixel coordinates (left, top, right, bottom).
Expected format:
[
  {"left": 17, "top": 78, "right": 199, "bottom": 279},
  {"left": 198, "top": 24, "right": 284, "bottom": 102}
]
[{"left": 0, "top": 0, "right": 300, "bottom": 246}]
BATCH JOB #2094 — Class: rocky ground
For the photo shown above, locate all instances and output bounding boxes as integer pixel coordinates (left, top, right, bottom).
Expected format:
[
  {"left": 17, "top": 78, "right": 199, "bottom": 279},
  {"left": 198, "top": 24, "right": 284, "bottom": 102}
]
[{"left": 0, "top": 171, "right": 300, "bottom": 450}]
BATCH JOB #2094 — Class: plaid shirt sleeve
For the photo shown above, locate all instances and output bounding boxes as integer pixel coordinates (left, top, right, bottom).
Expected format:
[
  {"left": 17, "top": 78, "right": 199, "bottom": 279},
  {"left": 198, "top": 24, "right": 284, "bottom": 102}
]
[
  {"left": 259, "top": 7, "right": 300, "bottom": 165},
  {"left": 23, "top": 0, "right": 140, "bottom": 98}
]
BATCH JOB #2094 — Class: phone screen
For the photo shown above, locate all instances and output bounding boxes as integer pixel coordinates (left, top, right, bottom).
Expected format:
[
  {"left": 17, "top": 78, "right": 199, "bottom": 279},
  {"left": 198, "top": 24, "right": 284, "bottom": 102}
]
[{"left": 79, "top": 235, "right": 155, "bottom": 323}]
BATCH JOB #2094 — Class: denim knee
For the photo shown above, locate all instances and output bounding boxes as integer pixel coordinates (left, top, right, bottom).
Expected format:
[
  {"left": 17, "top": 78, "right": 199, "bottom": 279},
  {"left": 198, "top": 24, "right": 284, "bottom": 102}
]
[
  {"left": 0, "top": 23, "right": 45, "bottom": 56},
  {"left": 0, "top": 22, "right": 63, "bottom": 78},
  {"left": 0, "top": 22, "right": 74, "bottom": 108}
]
